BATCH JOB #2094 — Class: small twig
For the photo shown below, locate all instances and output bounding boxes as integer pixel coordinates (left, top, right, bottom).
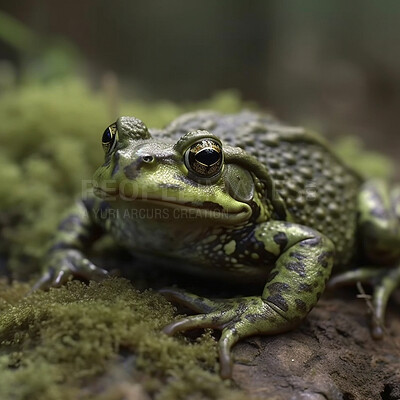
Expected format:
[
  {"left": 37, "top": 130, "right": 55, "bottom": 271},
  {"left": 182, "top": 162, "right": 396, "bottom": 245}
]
[
  {"left": 356, "top": 281, "right": 400, "bottom": 352},
  {"left": 356, "top": 281, "right": 379, "bottom": 324},
  {"left": 356, "top": 282, "right": 372, "bottom": 301}
]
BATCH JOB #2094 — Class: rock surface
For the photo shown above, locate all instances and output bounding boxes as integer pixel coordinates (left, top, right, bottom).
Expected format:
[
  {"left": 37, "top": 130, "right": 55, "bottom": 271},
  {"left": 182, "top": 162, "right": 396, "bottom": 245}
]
[{"left": 231, "top": 290, "right": 400, "bottom": 400}]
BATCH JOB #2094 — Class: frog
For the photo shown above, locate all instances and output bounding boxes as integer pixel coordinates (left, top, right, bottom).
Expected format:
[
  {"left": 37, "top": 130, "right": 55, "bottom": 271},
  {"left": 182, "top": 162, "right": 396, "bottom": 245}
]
[{"left": 34, "top": 111, "right": 400, "bottom": 379}]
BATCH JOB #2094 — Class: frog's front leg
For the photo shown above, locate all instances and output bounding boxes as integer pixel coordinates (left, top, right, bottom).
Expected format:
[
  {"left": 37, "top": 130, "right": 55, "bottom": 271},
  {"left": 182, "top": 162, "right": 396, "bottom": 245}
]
[
  {"left": 33, "top": 198, "right": 109, "bottom": 290},
  {"left": 328, "top": 180, "right": 400, "bottom": 338},
  {"left": 161, "top": 221, "right": 334, "bottom": 378}
]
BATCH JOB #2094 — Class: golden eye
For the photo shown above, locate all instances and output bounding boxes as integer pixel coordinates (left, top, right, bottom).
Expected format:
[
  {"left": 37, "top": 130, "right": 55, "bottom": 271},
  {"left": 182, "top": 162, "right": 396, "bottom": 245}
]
[
  {"left": 184, "top": 139, "right": 223, "bottom": 178},
  {"left": 102, "top": 123, "right": 118, "bottom": 153}
]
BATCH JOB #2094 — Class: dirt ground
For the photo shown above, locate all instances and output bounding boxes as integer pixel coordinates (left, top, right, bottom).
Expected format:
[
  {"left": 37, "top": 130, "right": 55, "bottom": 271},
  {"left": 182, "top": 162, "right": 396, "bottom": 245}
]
[{"left": 230, "top": 289, "right": 400, "bottom": 400}]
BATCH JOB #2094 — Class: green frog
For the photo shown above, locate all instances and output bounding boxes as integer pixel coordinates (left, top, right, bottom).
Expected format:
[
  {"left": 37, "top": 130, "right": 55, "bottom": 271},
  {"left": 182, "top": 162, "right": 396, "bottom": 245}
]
[{"left": 35, "top": 111, "right": 400, "bottom": 378}]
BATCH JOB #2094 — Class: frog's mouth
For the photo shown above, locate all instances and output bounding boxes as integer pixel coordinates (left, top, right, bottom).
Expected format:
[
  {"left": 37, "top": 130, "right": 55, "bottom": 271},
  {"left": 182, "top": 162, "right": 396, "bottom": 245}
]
[{"left": 94, "top": 187, "right": 251, "bottom": 224}]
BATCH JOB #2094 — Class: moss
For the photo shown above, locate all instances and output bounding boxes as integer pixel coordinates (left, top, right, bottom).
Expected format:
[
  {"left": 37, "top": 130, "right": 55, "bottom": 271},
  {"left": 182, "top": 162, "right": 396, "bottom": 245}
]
[
  {"left": 0, "top": 278, "right": 249, "bottom": 400},
  {"left": 334, "top": 136, "right": 394, "bottom": 180}
]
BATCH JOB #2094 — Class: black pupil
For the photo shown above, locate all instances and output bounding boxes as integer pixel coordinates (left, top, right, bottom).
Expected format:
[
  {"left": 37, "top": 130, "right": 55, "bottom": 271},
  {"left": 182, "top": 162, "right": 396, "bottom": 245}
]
[
  {"left": 102, "top": 128, "right": 112, "bottom": 143},
  {"left": 195, "top": 148, "right": 220, "bottom": 166}
]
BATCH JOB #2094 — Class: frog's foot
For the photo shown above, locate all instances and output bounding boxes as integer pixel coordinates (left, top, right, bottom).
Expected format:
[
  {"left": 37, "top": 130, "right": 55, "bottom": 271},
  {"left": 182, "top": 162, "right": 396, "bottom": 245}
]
[
  {"left": 32, "top": 249, "right": 109, "bottom": 291},
  {"left": 160, "top": 288, "right": 297, "bottom": 379},
  {"left": 328, "top": 266, "right": 400, "bottom": 338}
]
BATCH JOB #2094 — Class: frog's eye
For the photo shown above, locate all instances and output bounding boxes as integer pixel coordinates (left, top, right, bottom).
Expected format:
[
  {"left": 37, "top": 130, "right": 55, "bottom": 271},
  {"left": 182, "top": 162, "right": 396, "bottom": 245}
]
[
  {"left": 184, "top": 139, "right": 224, "bottom": 179},
  {"left": 102, "top": 123, "right": 118, "bottom": 154}
]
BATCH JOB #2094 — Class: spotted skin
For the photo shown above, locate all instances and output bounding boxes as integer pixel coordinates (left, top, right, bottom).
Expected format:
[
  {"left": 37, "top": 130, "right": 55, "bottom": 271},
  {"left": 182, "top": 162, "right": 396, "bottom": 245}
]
[
  {"left": 33, "top": 200, "right": 108, "bottom": 290},
  {"left": 163, "top": 221, "right": 334, "bottom": 378},
  {"left": 35, "top": 111, "right": 400, "bottom": 378},
  {"left": 329, "top": 180, "right": 400, "bottom": 339}
]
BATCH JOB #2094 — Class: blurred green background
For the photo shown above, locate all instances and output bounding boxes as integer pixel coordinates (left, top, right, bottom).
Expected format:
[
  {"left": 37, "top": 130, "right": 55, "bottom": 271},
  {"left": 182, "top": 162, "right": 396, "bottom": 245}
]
[{"left": 1, "top": 1, "right": 400, "bottom": 154}]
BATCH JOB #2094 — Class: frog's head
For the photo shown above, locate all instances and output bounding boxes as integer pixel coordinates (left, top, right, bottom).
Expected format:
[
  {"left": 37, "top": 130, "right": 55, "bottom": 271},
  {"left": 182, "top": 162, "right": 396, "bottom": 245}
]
[{"left": 93, "top": 116, "right": 275, "bottom": 226}]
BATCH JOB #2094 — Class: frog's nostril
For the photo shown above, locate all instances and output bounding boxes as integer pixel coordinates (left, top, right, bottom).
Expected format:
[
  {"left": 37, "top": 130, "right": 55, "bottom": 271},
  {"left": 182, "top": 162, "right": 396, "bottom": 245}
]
[{"left": 142, "top": 155, "right": 154, "bottom": 163}]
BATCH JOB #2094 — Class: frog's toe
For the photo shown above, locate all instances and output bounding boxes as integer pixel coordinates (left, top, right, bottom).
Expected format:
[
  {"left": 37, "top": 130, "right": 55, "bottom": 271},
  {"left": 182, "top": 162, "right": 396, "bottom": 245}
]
[
  {"left": 218, "top": 325, "right": 244, "bottom": 379},
  {"left": 163, "top": 306, "right": 234, "bottom": 335},
  {"left": 31, "top": 265, "right": 75, "bottom": 292},
  {"left": 69, "top": 257, "right": 109, "bottom": 282},
  {"left": 31, "top": 268, "right": 56, "bottom": 292},
  {"left": 159, "top": 288, "right": 218, "bottom": 313},
  {"left": 163, "top": 296, "right": 291, "bottom": 379},
  {"left": 33, "top": 250, "right": 109, "bottom": 291},
  {"left": 371, "top": 267, "right": 400, "bottom": 339},
  {"left": 52, "top": 267, "right": 72, "bottom": 287},
  {"left": 327, "top": 267, "right": 384, "bottom": 289},
  {"left": 163, "top": 307, "right": 241, "bottom": 379},
  {"left": 328, "top": 266, "right": 400, "bottom": 339}
]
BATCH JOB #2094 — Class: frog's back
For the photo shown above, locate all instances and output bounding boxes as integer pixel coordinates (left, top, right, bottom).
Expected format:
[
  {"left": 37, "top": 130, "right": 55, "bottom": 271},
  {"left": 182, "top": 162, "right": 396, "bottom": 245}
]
[{"left": 161, "top": 111, "right": 362, "bottom": 263}]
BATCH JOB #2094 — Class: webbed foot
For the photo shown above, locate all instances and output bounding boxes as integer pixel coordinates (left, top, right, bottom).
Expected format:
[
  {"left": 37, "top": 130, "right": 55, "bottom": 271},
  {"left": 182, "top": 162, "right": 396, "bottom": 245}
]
[
  {"left": 328, "top": 266, "right": 400, "bottom": 338},
  {"left": 160, "top": 288, "right": 297, "bottom": 379},
  {"left": 32, "top": 249, "right": 109, "bottom": 291}
]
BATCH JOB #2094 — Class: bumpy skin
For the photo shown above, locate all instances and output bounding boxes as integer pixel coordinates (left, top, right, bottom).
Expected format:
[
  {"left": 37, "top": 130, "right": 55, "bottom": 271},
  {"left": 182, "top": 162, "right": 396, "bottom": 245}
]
[{"left": 35, "top": 111, "right": 400, "bottom": 378}]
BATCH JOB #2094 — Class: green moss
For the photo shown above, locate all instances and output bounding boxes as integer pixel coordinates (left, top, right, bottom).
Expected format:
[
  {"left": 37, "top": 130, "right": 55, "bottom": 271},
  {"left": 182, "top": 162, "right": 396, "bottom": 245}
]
[
  {"left": 334, "top": 136, "right": 394, "bottom": 180},
  {"left": 0, "top": 278, "right": 248, "bottom": 400}
]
